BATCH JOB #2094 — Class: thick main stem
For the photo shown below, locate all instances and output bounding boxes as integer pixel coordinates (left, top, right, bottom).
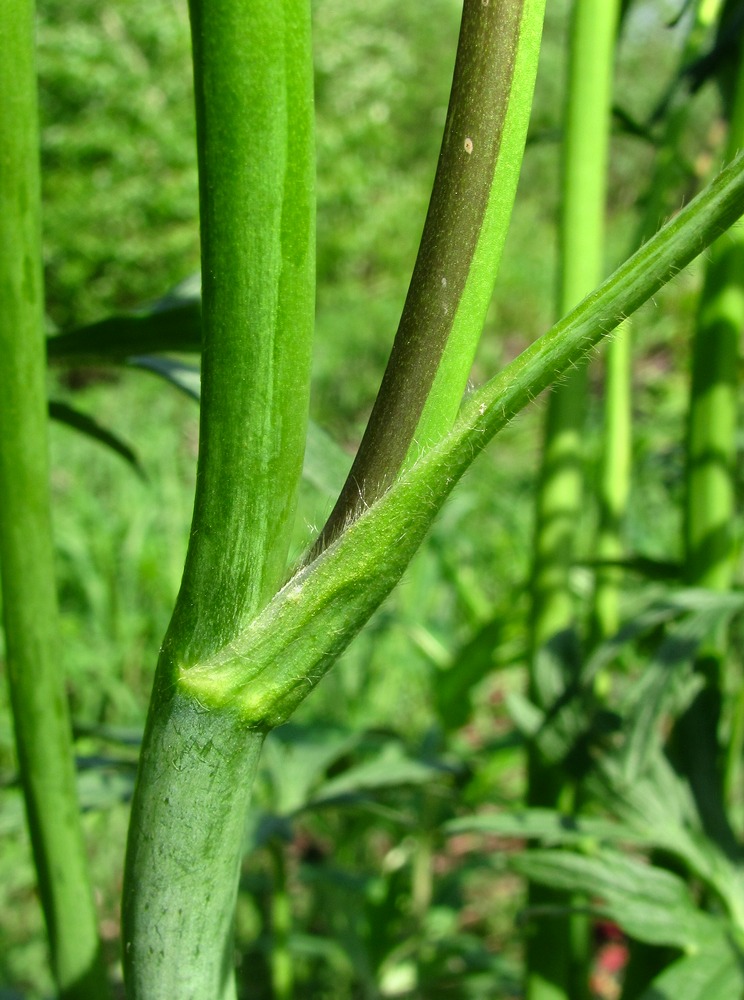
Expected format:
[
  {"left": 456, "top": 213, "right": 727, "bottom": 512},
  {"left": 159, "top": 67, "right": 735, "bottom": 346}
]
[
  {"left": 123, "top": 2, "right": 315, "bottom": 996},
  {"left": 0, "top": 3, "right": 109, "bottom": 998},
  {"left": 676, "top": 35, "right": 744, "bottom": 857}
]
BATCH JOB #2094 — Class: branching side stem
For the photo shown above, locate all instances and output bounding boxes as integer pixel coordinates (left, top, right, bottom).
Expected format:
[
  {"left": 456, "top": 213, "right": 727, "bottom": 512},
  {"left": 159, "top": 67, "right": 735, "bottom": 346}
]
[{"left": 315, "top": 0, "right": 546, "bottom": 553}]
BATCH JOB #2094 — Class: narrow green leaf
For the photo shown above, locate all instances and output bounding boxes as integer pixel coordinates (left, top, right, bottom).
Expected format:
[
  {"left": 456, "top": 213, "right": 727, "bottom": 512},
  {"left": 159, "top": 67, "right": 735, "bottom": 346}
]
[
  {"left": 511, "top": 849, "right": 721, "bottom": 949},
  {"left": 128, "top": 355, "right": 201, "bottom": 400},
  {"left": 618, "top": 594, "right": 744, "bottom": 780},
  {"left": 447, "top": 807, "right": 647, "bottom": 847},
  {"left": 47, "top": 298, "right": 202, "bottom": 364},
  {"left": 434, "top": 619, "right": 503, "bottom": 732},
  {"left": 49, "top": 400, "right": 145, "bottom": 477},
  {"left": 446, "top": 799, "right": 744, "bottom": 929},
  {"left": 260, "top": 724, "right": 362, "bottom": 816},
  {"left": 587, "top": 751, "right": 744, "bottom": 929},
  {"left": 308, "top": 745, "right": 448, "bottom": 807}
]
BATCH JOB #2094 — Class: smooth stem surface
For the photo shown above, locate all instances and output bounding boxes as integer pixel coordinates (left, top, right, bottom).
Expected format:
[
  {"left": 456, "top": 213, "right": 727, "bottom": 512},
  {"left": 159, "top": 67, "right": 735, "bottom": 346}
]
[
  {"left": 315, "top": 0, "right": 546, "bottom": 552},
  {"left": 527, "top": 2, "right": 618, "bottom": 996},
  {"left": 591, "top": 0, "right": 725, "bottom": 646},
  {"left": 168, "top": 0, "right": 315, "bottom": 666},
  {"left": 0, "top": 4, "right": 109, "bottom": 998},
  {"left": 675, "top": 39, "right": 744, "bottom": 856},
  {"left": 123, "top": 2, "right": 314, "bottom": 996},
  {"left": 590, "top": 319, "right": 632, "bottom": 642},
  {"left": 270, "top": 841, "right": 294, "bottom": 1000}
]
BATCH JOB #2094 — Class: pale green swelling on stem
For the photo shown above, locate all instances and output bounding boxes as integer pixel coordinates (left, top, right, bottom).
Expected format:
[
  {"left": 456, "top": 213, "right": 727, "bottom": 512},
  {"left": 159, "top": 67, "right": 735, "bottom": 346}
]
[
  {"left": 180, "top": 154, "right": 744, "bottom": 727},
  {"left": 316, "top": 0, "right": 546, "bottom": 552},
  {"left": 530, "top": 0, "right": 620, "bottom": 656},
  {"left": 122, "top": 147, "right": 744, "bottom": 1000},
  {"left": 0, "top": 4, "right": 110, "bottom": 999},
  {"left": 122, "top": 2, "right": 314, "bottom": 997}
]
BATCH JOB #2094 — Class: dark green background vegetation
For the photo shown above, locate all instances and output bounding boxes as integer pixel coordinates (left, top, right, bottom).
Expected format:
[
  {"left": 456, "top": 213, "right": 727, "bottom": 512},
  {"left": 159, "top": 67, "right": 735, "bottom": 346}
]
[{"left": 0, "top": 0, "right": 735, "bottom": 996}]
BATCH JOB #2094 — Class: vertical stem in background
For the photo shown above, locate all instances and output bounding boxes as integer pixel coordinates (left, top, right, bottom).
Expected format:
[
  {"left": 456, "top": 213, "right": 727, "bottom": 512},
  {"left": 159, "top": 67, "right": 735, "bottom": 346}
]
[
  {"left": 0, "top": 4, "right": 110, "bottom": 999},
  {"left": 590, "top": 0, "right": 724, "bottom": 645},
  {"left": 680, "top": 39, "right": 744, "bottom": 846},
  {"left": 315, "top": 0, "right": 547, "bottom": 554},
  {"left": 590, "top": 321, "right": 632, "bottom": 642},
  {"left": 169, "top": 0, "right": 316, "bottom": 664},
  {"left": 269, "top": 841, "right": 294, "bottom": 1000},
  {"left": 527, "top": 1, "right": 619, "bottom": 998},
  {"left": 122, "top": 2, "right": 315, "bottom": 997}
]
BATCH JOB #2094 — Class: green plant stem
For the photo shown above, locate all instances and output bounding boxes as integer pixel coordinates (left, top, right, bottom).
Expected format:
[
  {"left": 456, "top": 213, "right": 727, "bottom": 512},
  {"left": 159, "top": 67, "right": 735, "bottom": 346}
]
[
  {"left": 684, "top": 57, "right": 744, "bottom": 593},
  {"left": 123, "top": 2, "right": 314, "bottom": 996},
  {"left": 0, "top": 4, "right": 109, "bottom": 998},
  {"left": 676, "top": 38, "right": 744, "bottom": 852},
  {"left": 527, "top": 2, "right": 619, "bottom": 996},
  {"left": 315, "top": 0, "right": 546, "bottom": 552},
  {"left": 591, "top": 0, "right": 725, "bottom": 648},
  {"left": 590, "top": 320, "right": 632, "bottom": 642},
  {"left": 270, "top": 841, "right": 294, "bottom": 1000},
  {"left": 530, "top": 0, "right": 618, "bottom": 655},
  {"left": 179, "top": 152, "right": 744, "bottom": 728},
  {"left": 169, "top": 0, "right": 315, "bottom": 660},
  {"left": 122, "top": 21, "right": 744, "bottom": 996}
]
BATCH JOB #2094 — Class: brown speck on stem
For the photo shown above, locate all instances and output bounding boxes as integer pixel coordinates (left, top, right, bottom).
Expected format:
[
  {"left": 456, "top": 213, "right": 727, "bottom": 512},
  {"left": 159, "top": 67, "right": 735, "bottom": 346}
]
[{"left": 464, "top": 137, "right": 474, "bottom": 154}]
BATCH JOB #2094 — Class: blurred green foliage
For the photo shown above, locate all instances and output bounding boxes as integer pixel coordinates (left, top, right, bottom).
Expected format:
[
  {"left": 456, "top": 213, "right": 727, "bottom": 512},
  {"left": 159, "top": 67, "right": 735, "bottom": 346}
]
[{"left": 0, "top": 0, "right": 738, "bottom": 996}]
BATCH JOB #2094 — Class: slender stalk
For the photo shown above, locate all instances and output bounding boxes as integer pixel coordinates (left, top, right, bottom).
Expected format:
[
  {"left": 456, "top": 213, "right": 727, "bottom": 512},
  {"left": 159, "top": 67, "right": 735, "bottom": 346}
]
[
  {"left": 270, "top": 841, "right": 294, "bottom": 1000},
  {"left": 527, "top": 2, "right": 619, "bottom": 996},
  {"left": 684, "top": 55, "right": 744, "bottom": 594},
  {"left": 315, "top": 0, "right": 547, "bottom": 553},
  {"left": 131, "top": 142, "right": 744, "bottom": 996},
  {"left": 675, "top": 37, "right": 744, "bottom": 855},
  {"left": 590, "top": 320, "right": 632, "bottom": 642},
  {"left": 122, "top": 2, "right": 315, "bottom": 996},
  {"left": 0, "top": 4, "right": 109, "bottom": 998},
  {"left": 170, "top": 0, "right": 316, "bottom": 660},
  {"left": 590, "top": 0, "right": 725, "bottom": 645}
]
